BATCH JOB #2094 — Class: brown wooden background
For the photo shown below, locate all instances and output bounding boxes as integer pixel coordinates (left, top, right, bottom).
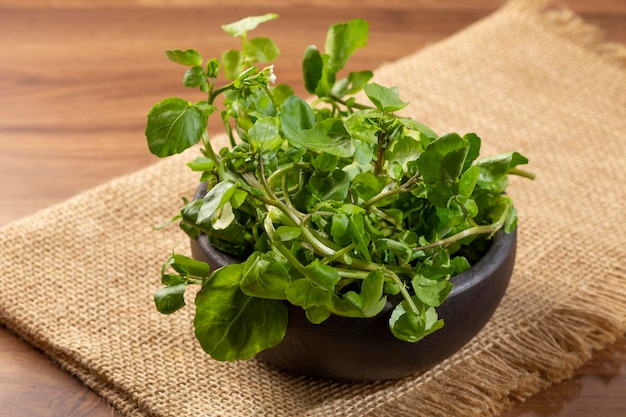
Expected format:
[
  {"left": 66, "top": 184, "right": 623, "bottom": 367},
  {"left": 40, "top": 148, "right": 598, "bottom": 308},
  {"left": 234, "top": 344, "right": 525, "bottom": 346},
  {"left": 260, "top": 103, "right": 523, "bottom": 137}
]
[{"left": 0, "top": 1, "right": 624, "bottom": 416}]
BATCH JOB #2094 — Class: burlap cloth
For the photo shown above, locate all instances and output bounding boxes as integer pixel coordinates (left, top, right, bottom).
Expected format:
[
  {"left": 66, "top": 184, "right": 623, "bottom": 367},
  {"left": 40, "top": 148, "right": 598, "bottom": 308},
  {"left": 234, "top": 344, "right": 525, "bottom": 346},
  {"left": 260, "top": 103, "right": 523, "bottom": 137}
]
[{"left": 1, "top": 1, "right": 625, "bottom": 416}]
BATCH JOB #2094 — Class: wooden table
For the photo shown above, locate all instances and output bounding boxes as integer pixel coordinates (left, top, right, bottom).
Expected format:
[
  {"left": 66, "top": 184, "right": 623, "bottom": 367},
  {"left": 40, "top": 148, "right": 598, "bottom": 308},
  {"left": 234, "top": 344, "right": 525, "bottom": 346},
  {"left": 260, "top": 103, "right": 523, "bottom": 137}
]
[{"left": 0, "top": 1, "right": 624, "bottom": 416}]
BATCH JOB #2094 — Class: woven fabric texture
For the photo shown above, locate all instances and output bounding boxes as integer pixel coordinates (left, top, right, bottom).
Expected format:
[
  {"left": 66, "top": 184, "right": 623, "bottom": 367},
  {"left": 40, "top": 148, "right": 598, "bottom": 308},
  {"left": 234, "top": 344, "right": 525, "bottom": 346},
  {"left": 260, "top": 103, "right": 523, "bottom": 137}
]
[{"left": 1, "top": 1, "right": 625, "bottom": 416}]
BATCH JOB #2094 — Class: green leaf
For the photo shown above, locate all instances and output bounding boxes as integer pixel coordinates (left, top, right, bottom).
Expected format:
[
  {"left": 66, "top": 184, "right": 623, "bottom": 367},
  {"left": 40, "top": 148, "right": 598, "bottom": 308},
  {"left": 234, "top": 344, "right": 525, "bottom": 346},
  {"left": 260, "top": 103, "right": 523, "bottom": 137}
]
[
  {"left": 221, "top": 49, "right": 242, "bottom": 80},
  {"left": 505, "top": 205, "right": 518, "bottom": 233},
  {"left": 325, "top": 18, "right": 369, "bottom": 72},
  {"left": 197, "top": 181, "right": 238, "bottom": 224},
  {"left": 305, "top": 305, "right": 331, "bottom": 324},
  {"left": 286, "top": 278, "right": 332, "bottom": 308},
  {"left": 276, "top": 226, "right": 301, "bottom": 241},
  {"left": 303, "top": 259, "right": 341, "bottom": 290},
  {"left": 398, "top": 118, "right": 437, "bottom": 139},
  {"left": 161, "top": 273, "right": 186, "bottom": 286},
  {"left": 312, "top": 152, "right": 339, "bottom": 171},
  {"left": 359, "top": 269, "right": 387, "bottom": 315},
  {"left": 248, "top": 116, "right": 281, "bottom": 151},
  {"left": 194, "top": 100, "right": 218, "bottom": 115},
  {"left": 154, "top": 283, "right": 187, "bottom": 314},
  {"left": 417, "top": 133, "right": 468, "bottom": 184},
  {"left": 462, "top": 133, "right": 481, "bottom": 171},
  {"left": 146, "top": 98, "right": 207, "bottom": 157},
  {"left": 458, "top": 165, "right": 479, "bottom": 198},
  {"left": 364, "top": 82, "right": 408, "bottom": 113},
  {"left": 387, "top": 136, "right": 421, "bottom": 172},
  {"left": 245, "top": 37, "right": 280, "bottom": 63},
  {"left": 187, "top": 156, "right": 215, "bottom": 172},
  {"left": 230, "top": 189, "right": 248, "bottom": 209},
  {"left": 374, "top": 238, "right": 412, "bottom": 266},
  {"left": 183, "top": 66, "right": 205, "bottom": 88},
  {"left": 332, "top": 269, "right": 387, "bottom": 318},
  {"left": 308, "top": 169, "right": 350, "bottom": 202},
  {"left": 451, "top": 256, "right": 471, "bottom": 274},
  {"left": 212, "top": 202, "right": 235, "bottom": 230},
  {"left": 221, "top": 13, "right": 279, "bottom": 37},
  {"left": 476, "top": 152, "right": 529, "bottom": 182},
  {"left": 412, "top": 275, "right": 453, "bottom": 307},
  {"left": 167, "top": 253, "right": 211, "bottom": 278},
  {"left": 279, "top": 95, "right": 316, "bottom": 141},
  {"left": 475, "top": 152, "right": 529, "bottom": 194},
  {"left": 165, "top": 48, "right": 203, "bottom": 66},
  {"left": 271, "top": 83, "right": 294, "bottom": 106},
  {"left": 423, "top": 306, "right": 445, "bottom": 336},
  {"left": 194, "top": 264, "right": 288, "bottom": 361},
  {"left": 351, "top": 172, "right": 387, "bottom": 201},
  {"left": 331, "top": 70, "right": 373, "bottom": 97},
  {"left": 302, "top": 45, "right": 324, "bottom": 94},
  {"left": 241, "top": 251, "right": 291, "bottom": 299},
  {"left": 348, "top": 213, "right": 371, "bottom": 262},
  {"left": 206, "top": 58, "right": 220, "bottom": 78},
  {"left": 330, "top": 212, "right": 350, "bottom": 240},
  {"left": 291, "top": 118, "right": 355, "bottom": 158},
  {"left": 389, "top": 301, "right": 424, "bottom": 343},
  {"left": 388, "top": 297, "right": 443, "bottom": 343}
]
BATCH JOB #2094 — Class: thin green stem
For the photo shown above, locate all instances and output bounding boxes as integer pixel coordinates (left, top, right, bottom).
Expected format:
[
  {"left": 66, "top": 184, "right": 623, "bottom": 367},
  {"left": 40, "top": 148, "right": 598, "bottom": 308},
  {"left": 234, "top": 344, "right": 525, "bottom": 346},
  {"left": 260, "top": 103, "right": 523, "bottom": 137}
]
[
  {"left": 374, "top": 130, "right": 386, "bottom": 175},
  {"left": 209, "top": 82, "right": 235, "bottom": 104},
  {"left": 300, "top": 213, "right": 337, "bottom": 257},
  {"left": 414, "top": 203, "right": 509, "bottom": 251},
  {"left": 369, "top": 206, "right": 401, "bottom": 231},
  {"left": 267, "top": 162, "right": 309, "bottom": 187},
  {"left": 330, "top": 95, "right": 373, "bottom": 111},
  {"left": 454, "top": 196, "right": 479, "bottom": 228},
  {"left": 263, "top": 215, "right": 310, "bottom": 278},
  {"left": 202, "top": 134, "right": 222, "bottom": 165},
  {"left": 363, "top": 172, "right": 420, "bottom": 210},
  {"left": 335, "top": 268, "right": 370, "bottom": 279},
  {"left": 387, "top": 269, "right": 420, "bottom": 315},
  {"left": 241, "top": 165, "right": 302, "bottom": 226},
  {"left": 414, "top": 224, "right": 498, "bottom": 251},
  {"left": 322, "top": 243, "right": 356, "bottom": 265},
  {"left": 509, "top": 167, "right": 536, "bottom": 180}
]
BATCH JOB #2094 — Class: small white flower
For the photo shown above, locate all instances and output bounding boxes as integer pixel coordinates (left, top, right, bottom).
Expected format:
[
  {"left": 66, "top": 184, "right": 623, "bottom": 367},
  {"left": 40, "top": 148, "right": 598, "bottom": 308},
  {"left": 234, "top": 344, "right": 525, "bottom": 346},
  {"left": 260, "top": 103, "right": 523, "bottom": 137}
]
[{"left": 265, "top": 65, "right": 277, "bottom": 84}]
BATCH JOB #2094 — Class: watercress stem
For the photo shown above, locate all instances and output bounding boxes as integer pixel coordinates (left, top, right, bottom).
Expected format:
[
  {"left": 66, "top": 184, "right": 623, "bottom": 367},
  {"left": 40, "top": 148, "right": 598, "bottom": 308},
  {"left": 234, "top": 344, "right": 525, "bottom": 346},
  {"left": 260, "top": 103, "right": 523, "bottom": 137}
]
[
  {"left": 330, "top": 95, "right": 373, "bottom": 111},
  {"left": 322, "top": 243, "right": 356, "bottom": 265},
  {"left": 263, "top": 215, "right": 310, "bottom": 277},
  {"left": 209, "top": 82, "right": 235, "bottom": 104},
  {"left": 267, "top": 162, "right": 309, "bottom": 186},
  {"left": 300, "top": 213, "right": 337, "bottom": 257},
  {"left": 509, "top": 167, "right": 537, "bottom": 180},
  {"left": 363, "top": 171, "right": 422, "bottom": 210},
  {"left": 388, "top": 269, "right": 420, "bottom": 315},
  {"left": 202, "top": 135, "right": 221, "bottom": 165},
  {"left": 241, "top": 171, "right": 301, "bottom": 226},
  {"left": 414, "top": 204, "right": 509, "bottom": 251}
]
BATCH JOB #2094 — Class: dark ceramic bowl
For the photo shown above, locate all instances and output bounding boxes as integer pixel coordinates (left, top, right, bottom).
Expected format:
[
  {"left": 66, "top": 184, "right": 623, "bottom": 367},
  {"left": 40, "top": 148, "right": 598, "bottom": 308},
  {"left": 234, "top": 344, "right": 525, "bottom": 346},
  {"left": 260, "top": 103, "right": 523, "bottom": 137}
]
[{"left": 190, "top": 183, "right": 517, "bottom": 381}]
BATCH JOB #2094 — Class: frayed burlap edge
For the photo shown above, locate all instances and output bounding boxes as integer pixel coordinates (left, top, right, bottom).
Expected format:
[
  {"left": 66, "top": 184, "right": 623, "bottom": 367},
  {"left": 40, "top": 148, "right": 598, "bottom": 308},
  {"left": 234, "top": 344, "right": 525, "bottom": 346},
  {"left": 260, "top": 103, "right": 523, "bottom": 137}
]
[{"left": 364, "top": 282, "right": 626, "bottom": 417}]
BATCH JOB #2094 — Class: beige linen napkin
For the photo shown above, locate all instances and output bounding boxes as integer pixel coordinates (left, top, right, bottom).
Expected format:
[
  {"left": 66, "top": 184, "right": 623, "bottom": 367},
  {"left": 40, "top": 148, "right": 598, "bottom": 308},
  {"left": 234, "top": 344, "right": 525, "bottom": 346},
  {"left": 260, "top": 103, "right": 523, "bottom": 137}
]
[{"left": 1, "top": 1, "right": 625, "bottom": 416}]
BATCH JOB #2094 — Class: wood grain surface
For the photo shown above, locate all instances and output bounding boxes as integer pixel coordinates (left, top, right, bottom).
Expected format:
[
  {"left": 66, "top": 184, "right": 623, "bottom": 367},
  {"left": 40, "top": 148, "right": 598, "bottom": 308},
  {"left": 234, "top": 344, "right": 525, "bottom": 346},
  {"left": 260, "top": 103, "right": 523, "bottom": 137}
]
[{"left": 0, "top": 1, "right": 624, "bottom": 416}]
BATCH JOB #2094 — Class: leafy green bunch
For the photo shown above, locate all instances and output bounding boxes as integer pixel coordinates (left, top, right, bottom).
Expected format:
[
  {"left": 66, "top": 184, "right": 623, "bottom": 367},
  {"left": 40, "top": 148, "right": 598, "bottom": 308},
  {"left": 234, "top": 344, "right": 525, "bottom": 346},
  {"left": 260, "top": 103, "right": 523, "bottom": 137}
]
[{"left": 146, "top": 14, "right": 533, "bottom": 361}]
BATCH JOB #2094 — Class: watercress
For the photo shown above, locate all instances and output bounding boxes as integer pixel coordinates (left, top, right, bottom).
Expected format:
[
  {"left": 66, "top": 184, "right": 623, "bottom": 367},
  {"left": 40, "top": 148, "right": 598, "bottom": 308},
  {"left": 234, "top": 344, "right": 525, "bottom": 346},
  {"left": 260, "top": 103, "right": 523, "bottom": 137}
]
[{"left": 147, "top": 14, "right": 533, "bottom": 361}]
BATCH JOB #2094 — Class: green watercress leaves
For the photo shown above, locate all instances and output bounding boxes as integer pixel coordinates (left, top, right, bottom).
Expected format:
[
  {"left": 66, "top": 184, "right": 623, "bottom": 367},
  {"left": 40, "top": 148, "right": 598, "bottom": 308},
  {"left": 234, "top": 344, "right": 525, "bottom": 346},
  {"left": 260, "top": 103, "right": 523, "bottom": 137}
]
[
  {"left": 194, "top": 263, "right": 288, "bottom": 361},
  {"left": 148, "top": 14, "right": 533, "bottom": 361}
]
